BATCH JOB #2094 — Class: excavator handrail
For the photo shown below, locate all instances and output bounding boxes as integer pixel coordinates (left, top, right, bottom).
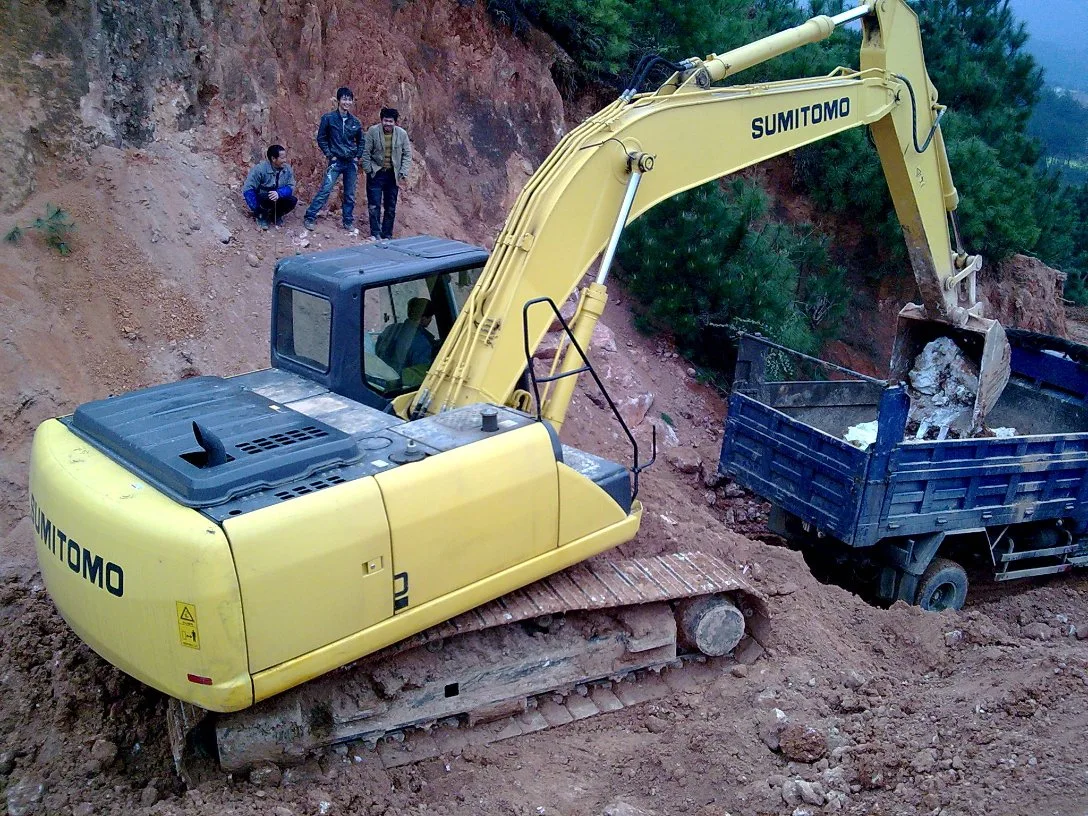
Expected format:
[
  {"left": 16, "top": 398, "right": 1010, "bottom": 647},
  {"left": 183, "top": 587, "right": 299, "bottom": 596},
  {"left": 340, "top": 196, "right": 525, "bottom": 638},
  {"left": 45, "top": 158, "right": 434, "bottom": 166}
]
[{"left": 521, "top": 296, "right": 657, "bottom": 499}]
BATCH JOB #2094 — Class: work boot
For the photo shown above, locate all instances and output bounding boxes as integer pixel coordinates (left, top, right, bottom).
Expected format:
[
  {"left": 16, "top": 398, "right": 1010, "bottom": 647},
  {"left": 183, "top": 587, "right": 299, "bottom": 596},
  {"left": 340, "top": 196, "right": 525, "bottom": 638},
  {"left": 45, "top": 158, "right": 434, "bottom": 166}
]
[
  {"left": 256, "top": 216, "right": 270, "bottom": 231},
  {"left": 303, "top": 219, "right": 316, "bottom": 231},
  {"left": 344, "top": 225, "right": 359, "bottom": 237}
]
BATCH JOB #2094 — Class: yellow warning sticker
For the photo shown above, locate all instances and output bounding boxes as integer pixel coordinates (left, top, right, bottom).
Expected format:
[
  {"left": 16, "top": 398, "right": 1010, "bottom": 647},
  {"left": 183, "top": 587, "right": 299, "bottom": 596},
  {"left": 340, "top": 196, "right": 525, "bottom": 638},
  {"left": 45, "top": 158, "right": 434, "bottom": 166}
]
[{"left": 176, "top": 601, "right": 200, "bottom": 650}]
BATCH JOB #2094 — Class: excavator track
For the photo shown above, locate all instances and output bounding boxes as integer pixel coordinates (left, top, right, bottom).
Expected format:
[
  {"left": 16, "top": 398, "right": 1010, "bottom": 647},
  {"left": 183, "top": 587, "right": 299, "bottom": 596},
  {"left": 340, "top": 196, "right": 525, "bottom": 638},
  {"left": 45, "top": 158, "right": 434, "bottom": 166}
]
[
  {"left": 168, "top": 552, "right": 766, "bottom": 775},
  {"left": 319, "top": 653, "right": 733, "bottom": 771}
]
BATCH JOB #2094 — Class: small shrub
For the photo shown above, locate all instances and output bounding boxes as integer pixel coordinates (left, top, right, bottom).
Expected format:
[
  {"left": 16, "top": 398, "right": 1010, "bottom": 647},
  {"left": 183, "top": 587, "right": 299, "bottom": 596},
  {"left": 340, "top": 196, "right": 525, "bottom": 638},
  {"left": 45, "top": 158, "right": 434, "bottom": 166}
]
[
  {"left": 33, "top": 204, "right": 75, "bottom": 255},
  {"left": 6, "top": 204, "right": 75, "bottom": 255}
]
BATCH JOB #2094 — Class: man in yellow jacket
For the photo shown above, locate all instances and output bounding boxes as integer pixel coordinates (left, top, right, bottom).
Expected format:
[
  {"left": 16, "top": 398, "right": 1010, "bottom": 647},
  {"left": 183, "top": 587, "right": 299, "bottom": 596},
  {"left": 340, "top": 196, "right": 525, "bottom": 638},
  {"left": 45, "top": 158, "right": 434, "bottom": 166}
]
[{"left": 361, "top": 107, "right": 413, "bottom": 241}]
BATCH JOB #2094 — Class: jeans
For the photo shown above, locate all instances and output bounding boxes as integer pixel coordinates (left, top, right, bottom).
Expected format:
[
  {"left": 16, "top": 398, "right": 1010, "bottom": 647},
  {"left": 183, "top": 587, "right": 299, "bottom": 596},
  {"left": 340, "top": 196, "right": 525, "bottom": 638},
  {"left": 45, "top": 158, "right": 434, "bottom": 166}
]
[
  {"left": 255, "top": 192, "right": 298, "bottom": 223},
  {"left": 305, "top": 158, "right": 358, "bottom": 226},
  {"left": 366, "top": 169, "right": 400, "bottom": 239}
]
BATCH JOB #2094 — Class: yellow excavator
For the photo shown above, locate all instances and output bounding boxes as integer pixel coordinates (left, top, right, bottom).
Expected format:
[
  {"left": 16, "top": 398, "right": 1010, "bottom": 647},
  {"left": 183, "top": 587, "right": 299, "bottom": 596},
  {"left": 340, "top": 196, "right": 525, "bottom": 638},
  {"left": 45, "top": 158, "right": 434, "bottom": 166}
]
[{"left": 28, "top": 0, "right": 1008, "bottom": 771}]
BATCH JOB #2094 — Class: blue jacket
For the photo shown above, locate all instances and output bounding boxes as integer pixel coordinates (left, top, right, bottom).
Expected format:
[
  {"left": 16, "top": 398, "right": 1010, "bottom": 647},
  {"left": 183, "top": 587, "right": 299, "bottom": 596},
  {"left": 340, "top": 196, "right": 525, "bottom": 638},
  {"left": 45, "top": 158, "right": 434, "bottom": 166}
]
[
  {"left": 242, "top": 160, "right": 295, "bottom": 212},
  {"left": 316, "top": 110, "right": 364, "bottom": 162}
]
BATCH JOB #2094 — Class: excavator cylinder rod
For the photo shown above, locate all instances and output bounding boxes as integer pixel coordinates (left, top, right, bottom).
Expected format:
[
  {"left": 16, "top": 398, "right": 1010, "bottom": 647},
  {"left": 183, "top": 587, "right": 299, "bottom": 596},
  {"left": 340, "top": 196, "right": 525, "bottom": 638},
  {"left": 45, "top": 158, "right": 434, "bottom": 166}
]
[{"left": 703, "top": 3, "right": 870, "bottom": 83}]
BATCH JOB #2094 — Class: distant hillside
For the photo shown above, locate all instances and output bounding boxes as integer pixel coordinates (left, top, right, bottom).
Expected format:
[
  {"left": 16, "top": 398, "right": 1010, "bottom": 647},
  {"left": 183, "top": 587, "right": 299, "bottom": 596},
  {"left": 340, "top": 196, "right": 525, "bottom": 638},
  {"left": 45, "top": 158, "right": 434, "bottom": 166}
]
[
  {"left": 1007, "top": 0, "right": 1088, "bottom": 92},
  {"left": 1032, "top": 40, "right": 1088, "bottom": 94},
  {"left": 1029, "top": 86, "right": 1088, "bottom": 185}
]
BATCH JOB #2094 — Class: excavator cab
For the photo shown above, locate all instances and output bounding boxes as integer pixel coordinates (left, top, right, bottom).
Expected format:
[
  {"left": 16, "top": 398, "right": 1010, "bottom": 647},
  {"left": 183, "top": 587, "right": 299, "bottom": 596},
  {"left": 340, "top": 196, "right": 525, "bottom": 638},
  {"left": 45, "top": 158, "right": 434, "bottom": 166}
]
[{"left": 271, "top": 236, "right": 487, "bottom": 410}]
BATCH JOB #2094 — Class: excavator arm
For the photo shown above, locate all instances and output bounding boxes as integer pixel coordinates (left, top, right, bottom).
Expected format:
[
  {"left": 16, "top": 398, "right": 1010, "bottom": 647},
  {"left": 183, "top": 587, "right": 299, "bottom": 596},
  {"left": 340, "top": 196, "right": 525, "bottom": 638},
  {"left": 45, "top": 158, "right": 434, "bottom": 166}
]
[{"left": 409, "top": 0, "right": 1008, "bottom": 431}]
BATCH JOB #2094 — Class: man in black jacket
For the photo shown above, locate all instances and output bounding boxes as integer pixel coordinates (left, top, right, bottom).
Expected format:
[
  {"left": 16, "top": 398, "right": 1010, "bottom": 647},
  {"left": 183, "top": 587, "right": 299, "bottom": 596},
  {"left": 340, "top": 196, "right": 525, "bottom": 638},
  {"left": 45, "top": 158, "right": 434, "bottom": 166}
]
[{"left": 303, "top": 87, "right": 364, "bottom": 234}]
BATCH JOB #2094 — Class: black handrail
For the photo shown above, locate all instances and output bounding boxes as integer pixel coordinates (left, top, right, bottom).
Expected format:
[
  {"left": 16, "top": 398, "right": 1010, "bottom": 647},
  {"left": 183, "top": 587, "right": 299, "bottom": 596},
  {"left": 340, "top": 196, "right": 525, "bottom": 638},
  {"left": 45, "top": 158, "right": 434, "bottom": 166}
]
[{"left": 521, "top": 297, "right": 656, "bottom": 499}]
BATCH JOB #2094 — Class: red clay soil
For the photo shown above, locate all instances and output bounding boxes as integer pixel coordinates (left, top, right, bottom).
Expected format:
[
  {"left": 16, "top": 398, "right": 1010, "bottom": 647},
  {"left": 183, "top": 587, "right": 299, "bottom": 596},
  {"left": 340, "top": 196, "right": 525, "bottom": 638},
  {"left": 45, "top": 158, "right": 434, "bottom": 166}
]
[
  {"left": 1, "top": 1, "right": 1086, "bottom": 811},
  {"left": 3, "top": 166, "right": 1088, "bottom": 815}
]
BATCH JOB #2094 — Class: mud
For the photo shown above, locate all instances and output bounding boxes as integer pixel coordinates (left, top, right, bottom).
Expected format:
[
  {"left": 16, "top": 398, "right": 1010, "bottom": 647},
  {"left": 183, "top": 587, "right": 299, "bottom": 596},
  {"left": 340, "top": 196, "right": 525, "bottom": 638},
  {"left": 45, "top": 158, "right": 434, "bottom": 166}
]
[
  {"left": 5, "top": 304, "right": 1088, "bottom": 815},
  {"left": 1, "top": 2, "right": 1087, "bottom": 813}
]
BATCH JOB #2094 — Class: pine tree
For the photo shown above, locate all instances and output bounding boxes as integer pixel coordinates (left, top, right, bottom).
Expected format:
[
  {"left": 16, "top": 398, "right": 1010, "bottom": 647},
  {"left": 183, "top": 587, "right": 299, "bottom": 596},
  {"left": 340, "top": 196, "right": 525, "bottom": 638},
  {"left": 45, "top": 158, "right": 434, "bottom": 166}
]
[{"left": 616, "top": 179, "right": 848, "bottom": 363}]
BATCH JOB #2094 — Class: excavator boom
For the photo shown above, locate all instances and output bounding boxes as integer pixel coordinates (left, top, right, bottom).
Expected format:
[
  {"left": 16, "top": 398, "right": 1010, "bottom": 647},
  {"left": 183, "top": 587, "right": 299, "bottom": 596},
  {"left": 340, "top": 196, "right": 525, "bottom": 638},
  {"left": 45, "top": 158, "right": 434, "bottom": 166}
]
[{"left": 413, "top": 0, "right": 1009, "bottom": 432}]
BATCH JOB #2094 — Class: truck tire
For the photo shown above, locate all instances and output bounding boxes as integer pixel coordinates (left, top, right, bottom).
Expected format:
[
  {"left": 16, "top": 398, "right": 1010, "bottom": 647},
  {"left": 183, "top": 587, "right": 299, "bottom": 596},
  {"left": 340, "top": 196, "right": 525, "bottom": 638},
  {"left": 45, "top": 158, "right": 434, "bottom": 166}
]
[{"left": 914, "top": 558, "right": 968, "bottom": 612}]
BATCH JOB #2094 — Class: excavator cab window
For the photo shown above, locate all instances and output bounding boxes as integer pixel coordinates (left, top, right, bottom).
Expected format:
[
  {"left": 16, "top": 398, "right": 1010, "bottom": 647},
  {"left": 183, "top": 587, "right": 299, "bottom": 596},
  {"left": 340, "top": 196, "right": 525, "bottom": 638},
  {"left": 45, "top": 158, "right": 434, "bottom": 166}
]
[
  {"left": 361, "top": 266, "right": 482, "bottom": 397},
  {"left": 274, "top": 285, "right": 332, "bottom": 373}
]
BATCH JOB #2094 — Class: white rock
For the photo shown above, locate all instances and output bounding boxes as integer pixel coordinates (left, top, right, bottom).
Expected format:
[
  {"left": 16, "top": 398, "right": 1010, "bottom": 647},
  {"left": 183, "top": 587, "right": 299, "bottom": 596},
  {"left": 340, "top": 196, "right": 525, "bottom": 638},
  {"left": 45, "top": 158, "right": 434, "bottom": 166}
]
[
  {"left": 6, "top": 779, "right": 44, "bottom": 816},
  {"left": 782, "top": 779, "right": 824, "bottom": 808},
  {"left": 601, "top": 802, "right": 652, "bottom": 816},
  {"left": 591, "top": 322, "right": 617, "bottom": 353},
  {"left": 906, "top": 337, "right": 979, "bottom": 433},
  {"left": 844, "top": 420, "right": 879, "bottom": 450},
  {"left": 211, "top": 222, "right": 233, "bottom": 243},
  {"left": 663, "top": 422, "right": 680, "bottom": 447}
]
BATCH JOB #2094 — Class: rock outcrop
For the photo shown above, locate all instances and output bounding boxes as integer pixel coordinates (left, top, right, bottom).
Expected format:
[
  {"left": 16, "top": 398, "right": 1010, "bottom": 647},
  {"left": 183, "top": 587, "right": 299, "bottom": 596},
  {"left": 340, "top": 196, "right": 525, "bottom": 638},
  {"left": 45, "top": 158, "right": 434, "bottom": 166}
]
[
  {"left": 981, "top": 254, "right": 1067, "bottom": 337},
  {"left": 0, "top": 0, "right": 566, "bottom": 242}
]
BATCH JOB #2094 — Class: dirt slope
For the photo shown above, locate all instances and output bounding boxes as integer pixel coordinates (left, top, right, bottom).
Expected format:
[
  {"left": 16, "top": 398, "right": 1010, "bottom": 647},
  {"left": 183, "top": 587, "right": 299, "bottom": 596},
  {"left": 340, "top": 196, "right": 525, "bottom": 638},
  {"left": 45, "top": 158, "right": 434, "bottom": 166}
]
[
  {"left": 2, "top": 2, "right": 1088, "bottom": 815},
  {"left": 4, "top": 293, "right": 1088, "bottom": 816}
]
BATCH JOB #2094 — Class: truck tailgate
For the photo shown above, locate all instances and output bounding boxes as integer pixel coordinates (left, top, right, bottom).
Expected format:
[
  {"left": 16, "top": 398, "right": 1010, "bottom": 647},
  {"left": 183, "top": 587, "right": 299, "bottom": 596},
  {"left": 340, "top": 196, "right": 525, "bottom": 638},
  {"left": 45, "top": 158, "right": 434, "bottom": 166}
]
[{"left": 720, "top": 391, "right": 871, "bottom": 544}]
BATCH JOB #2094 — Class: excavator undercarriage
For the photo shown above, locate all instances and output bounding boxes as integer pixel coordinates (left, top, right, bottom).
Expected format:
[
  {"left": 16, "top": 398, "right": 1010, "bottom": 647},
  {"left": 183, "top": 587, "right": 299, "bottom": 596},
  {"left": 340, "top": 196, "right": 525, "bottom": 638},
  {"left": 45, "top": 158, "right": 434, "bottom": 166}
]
[{"left": 169, "top": 552, "right": 767, "bottom": 775}]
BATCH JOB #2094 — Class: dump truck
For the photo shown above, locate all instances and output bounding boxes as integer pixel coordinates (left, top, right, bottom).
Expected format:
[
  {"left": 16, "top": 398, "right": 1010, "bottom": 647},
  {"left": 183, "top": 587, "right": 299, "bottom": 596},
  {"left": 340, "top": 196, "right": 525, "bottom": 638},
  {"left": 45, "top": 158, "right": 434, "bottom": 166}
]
[{"left": 720, "top": 330, "right": 1088, "bottom": 611}]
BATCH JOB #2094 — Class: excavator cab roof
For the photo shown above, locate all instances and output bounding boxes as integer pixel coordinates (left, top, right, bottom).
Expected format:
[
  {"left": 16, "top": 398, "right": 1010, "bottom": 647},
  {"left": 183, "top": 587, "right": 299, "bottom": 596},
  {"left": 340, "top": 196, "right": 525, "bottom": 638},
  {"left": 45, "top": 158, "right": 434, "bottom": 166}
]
[{"left": 272, "top": 235, "right": 489, "bottom": 295}]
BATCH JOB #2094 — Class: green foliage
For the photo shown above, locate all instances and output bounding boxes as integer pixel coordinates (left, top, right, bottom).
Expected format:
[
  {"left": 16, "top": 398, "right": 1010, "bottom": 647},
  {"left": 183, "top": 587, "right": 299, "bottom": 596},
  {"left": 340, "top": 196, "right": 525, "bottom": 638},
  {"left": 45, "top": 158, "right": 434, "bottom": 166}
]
[
  {"left": 486, "top": 0, "right": 831, "bottom": 87},
  {"left": 1029, "top": 88, "right": 1088, "bottom": 161},
  {"left": 659, "top": 411, "right": 674, "bottom": 427},
  {"left": 942, "top": 121, "right": 1042, "bottom": 261},
  {"left": 485, "top": 0, "right": 633, "bottom": 77},
  {"left": 32, "top": 203, "right": 75, "bottom": 255},
  {"left": 490, "top": 0, "right": 1088, "bottom": 354},
  {"left": 5, "top": 203, "right": 75, "bottom": 255},
  {"left": 616, "top": 179, "right": 849, "bottom": 366},
  {"left": 792, "top": 0, "right": 1088, "bottom": 300},
  {"left": 1063, "top": 182, "right": 1088, "bottom": 303}
]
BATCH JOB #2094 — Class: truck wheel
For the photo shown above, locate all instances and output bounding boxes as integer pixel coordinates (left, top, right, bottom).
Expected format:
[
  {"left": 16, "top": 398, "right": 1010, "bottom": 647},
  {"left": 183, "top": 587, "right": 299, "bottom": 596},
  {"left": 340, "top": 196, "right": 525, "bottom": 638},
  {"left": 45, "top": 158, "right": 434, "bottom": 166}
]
[{"left": 914, "top": 558, "right": 968, "bottom": 612}]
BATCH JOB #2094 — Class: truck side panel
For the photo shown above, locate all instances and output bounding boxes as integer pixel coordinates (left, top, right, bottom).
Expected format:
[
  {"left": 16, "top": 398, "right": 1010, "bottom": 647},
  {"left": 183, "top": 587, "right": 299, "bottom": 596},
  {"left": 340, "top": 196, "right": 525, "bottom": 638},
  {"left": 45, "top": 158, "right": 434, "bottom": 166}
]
[{"left": 874, "top": 435, "right": 1088, "bottom": 541}]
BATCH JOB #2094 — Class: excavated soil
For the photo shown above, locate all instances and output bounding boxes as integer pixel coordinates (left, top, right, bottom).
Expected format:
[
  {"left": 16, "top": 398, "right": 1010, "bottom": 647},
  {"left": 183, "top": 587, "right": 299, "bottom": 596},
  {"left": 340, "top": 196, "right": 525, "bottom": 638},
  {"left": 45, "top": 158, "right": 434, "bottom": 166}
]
[
  {"left": 2, "top": 3, "right": 1087, "bottom": 810},
  {"left": 3, "top": 160, "right": 1088, "bottom": 815}
]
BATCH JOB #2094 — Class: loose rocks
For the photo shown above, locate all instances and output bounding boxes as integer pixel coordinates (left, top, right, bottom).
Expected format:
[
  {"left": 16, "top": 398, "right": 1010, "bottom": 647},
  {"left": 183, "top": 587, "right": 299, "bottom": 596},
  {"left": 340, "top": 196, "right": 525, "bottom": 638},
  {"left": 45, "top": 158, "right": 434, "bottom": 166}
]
[
  {"left": 249, "top": 762, "right": 284, "bottom": 787},
  {"left": 211, "top": 222, "right": 233, "bottom": 243},
  {"left": 602, "top": 802, "right": 652, "bottom": 816},
  {"left": 5, "top": 778, "right": 44, "bottom": 816},
  {"left": 782, "top": 779, "right": 825, "bottom": 808},
  {"left": 779, "top": 724, "right": 829, "bottom": 763}
]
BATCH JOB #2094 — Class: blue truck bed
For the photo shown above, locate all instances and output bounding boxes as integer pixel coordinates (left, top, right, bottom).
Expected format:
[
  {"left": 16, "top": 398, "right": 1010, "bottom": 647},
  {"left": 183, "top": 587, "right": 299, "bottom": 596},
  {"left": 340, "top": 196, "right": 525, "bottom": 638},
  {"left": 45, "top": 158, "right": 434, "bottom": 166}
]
[{"left": 720, "top": 331, "right": 1088, "bottom": 550}]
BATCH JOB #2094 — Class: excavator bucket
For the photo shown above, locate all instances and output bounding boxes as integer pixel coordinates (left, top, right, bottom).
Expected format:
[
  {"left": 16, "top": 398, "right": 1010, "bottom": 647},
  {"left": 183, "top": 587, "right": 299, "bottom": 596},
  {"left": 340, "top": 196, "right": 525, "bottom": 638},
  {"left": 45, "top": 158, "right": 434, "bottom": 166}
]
[{"left": 891, "top": 303, "right": 1012, "bottom": 434}]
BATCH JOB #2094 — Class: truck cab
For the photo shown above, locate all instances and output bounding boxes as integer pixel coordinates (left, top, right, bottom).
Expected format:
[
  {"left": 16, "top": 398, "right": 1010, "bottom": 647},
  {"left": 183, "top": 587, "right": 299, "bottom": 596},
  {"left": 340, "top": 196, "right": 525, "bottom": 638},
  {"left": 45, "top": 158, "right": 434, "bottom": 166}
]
[{"left": 271, "top": 235, "right": 488, "bottom": 409}]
